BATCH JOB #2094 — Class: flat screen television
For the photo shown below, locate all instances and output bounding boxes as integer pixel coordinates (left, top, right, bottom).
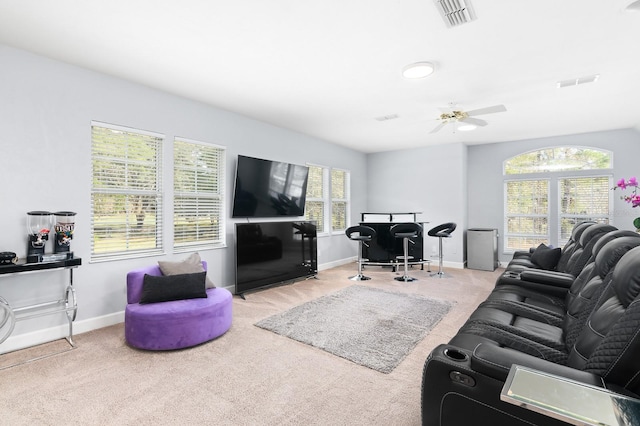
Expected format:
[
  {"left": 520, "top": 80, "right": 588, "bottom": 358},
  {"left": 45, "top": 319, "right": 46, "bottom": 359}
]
[
  {"left": 232, "top": 155, "right": 309, "bottom": 218},
  {"left": 235, "top": 221, "right": 317, "bottom": 296}
]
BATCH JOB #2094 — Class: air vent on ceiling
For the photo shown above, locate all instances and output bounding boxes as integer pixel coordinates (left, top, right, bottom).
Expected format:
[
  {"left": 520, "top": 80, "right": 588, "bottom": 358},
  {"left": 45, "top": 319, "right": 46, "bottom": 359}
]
[
  {"left": 374, "top": 114, "right": 399, "bottom": 122},
  {"left": 557, "top": 74, "right": 600, "bottom": 88},
  {"left": 434, "top": 0, "right": 476, "bottom": 27}
]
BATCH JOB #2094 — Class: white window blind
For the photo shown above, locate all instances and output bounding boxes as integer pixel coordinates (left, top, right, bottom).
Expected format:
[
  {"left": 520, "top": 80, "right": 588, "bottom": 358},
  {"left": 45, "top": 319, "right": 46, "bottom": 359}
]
[
  {"left": 331, "top": 168, "right": 349, "bottom": 232},
  {"left": 305, "top": 165, "right": 326, "bottom": 233},
  {"left": 91, "top": 123, "right": 163, "bottom": 260},
  {"left": 173, "top": 138, "right": 225, "bottom": 251},
  {"left": 558, "top": 176, "right": 611, "bottom": 245},
  {"left": 504, "top": 179, "right": 549, "bottom": 251},
  {"left": 503, "top": 147, "right": 612, "bottom": 252}
]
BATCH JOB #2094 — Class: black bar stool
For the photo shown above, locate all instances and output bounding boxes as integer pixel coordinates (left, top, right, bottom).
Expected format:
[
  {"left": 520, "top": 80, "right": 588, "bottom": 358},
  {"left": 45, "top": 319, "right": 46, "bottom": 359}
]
[
  {"left": 427, "top": 222, "right": 457, "bottom": 278},
  {"left": 345, "top": 225, "right": 377, "bottom": 281},
  {"left": 389, "top": 223, "right": 423, "bottom": 282}
]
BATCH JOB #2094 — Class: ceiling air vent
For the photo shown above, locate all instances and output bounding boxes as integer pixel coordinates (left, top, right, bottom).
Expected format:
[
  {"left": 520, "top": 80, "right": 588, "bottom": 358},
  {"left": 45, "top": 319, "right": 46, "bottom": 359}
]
[
  {"left": 557, "top": 74, "right": 600, "bottom": 88},
  {"left": 374, "top": 114, "right": 399, "bottom": 122},
  {"left": 435, "top": 0, "right": 476, "bottom": 28}
]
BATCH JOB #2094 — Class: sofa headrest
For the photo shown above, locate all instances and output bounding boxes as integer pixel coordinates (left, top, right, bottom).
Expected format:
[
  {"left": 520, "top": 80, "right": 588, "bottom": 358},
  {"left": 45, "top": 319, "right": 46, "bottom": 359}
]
[
  {"left": 611, "top": 245, "right": 640, "bottom": 308},
  {"left": 579, "top": 224, "right": 618, "bottom": 246},
  {"left": 572, "top": 221, "right": 595, "bottom": 242},
  {"left": 595, "top": 236, "right": 640, "bottom": 279},
  {"left": 592, "top": 230, "right": 640, "bottom": 256}
]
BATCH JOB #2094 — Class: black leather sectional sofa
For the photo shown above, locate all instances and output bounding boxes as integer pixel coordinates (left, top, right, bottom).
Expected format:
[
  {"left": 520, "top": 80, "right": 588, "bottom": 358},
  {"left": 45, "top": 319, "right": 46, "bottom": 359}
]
[{"left": 421, "top": 222, "right": 640, "bottom": 425}]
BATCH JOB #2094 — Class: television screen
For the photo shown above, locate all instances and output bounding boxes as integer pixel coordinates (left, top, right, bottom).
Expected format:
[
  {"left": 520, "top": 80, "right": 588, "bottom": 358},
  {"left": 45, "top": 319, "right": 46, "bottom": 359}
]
[
  {"left": 232, "top": 155, "right": 309, "bottom": 218},
  {"left": 235, "top": 221, "right": 317, "bottom": 295}
]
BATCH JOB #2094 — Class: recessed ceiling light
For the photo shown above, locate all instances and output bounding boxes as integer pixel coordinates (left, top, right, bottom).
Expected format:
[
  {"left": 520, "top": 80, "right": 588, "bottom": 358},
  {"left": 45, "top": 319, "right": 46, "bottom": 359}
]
[
  {"left": 458, "top": 124, "right": 477, "bottom": 131},
  {"left": 402, "top": 62, "right": 435, "bottom": 79}
]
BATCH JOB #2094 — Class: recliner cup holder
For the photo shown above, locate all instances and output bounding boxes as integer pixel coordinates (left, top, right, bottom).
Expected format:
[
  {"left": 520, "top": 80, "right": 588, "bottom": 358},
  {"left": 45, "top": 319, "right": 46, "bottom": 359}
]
[
  {"left": 443, "top": 348, "right": 468, "bottom": 362},
  {"left": 503, "top": 271, "right": 521, "bottom": 279}
]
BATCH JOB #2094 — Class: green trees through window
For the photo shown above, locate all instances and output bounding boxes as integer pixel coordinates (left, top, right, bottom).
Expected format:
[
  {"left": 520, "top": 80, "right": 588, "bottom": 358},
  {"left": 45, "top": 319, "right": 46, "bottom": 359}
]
[
  {"left": 305, "top": 165, "right": 350, "bottom": 234},
  {"left": 91, "top": 124, "right": 163, "bottom": 258},
  {"left": 504, "top": 147, "right": 612, "bottom": 252},
  {"left": 91, "top": 124, "right": 226, "bottom": 261}
]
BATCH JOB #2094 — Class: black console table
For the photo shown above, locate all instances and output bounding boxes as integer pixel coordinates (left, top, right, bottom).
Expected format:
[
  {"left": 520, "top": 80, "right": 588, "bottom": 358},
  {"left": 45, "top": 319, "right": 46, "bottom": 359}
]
[
  {"left": 359, "top": 213, "right": 430, "bottom": 271},
  {"left": 0, "top": 257, "right": 81, "bottom": 369}
]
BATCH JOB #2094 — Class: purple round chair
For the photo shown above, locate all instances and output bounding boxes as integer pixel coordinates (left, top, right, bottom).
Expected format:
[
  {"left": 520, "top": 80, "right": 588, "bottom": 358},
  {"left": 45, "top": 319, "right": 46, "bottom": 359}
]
[{"left": 125, "top": 262, "right": 232, "bottom": 350}]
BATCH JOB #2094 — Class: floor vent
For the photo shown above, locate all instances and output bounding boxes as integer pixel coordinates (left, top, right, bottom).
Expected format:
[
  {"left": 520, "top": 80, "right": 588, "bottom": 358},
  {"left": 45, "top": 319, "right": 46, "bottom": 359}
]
[{"left": 435, "top": 0, "right": 476, "bottom": 28}]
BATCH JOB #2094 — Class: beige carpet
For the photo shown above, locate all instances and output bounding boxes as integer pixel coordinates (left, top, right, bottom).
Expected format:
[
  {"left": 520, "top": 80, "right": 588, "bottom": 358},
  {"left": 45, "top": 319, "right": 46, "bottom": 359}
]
[{"left": 0, "top": 263, "right": 501, "bottom": 425}]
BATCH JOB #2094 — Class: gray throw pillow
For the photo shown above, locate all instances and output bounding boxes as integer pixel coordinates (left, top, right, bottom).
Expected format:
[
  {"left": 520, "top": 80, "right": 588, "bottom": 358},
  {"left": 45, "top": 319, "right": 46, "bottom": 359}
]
[{"left": 158, "top": 252, "right": 215, "bottom": 288}]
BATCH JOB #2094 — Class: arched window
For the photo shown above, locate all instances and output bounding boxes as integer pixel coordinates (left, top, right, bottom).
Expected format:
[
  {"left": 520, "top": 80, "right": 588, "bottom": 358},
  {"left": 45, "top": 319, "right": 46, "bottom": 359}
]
[{"left": 503, "top": 147, "right": 612, "bottom": 252}]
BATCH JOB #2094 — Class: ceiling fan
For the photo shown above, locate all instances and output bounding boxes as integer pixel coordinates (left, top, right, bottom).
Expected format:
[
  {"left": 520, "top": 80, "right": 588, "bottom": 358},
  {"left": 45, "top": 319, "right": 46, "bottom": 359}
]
[{"left": 429, "top": 104, "right": 507, "bottom": 134}]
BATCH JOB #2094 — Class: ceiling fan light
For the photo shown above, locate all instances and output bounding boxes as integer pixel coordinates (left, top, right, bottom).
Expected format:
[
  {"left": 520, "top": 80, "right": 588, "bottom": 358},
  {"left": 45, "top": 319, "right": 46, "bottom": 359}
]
[
  {"left": 458, "top": 124, "right": 477, "bottom": 131},
  {"left": 402, "top": 62, "right": 435, "bottom": 79}
]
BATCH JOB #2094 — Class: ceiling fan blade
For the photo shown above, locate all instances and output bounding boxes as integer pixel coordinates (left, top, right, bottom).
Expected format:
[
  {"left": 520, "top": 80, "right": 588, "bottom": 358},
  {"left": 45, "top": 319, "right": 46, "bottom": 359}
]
[
  {"left": 460, "top": 117, "right": 488, "bottom": 127},
  {"left": 466, "top": 104, "right": 507, "bottom": 116},
  {"left": 429, "top": 122, "right": 447, "bottom": 134}
]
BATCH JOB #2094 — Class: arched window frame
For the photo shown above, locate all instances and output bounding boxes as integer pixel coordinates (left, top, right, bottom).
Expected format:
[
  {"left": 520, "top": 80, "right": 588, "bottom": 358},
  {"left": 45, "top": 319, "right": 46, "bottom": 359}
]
[{"left": 503, "top": 146, "right": 613, "bottom": 253}]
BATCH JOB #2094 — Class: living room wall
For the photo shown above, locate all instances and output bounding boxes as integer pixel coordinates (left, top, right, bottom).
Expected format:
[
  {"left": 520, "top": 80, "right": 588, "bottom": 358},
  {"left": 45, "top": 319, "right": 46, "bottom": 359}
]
[
  {"left": 0, "top": 44, "right": 367, "bottom": 352},
  {"left": 366, "top": 143, "right": 468, "bottom": 267},
  {"left": 467, "top": 128, "right": 640, "bottom": 264}
]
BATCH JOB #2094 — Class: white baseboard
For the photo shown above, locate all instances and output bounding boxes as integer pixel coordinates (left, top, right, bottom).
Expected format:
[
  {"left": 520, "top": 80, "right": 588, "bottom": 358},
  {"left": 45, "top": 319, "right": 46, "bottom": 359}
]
[
  {"left": 0, "top": 311, "right": 124, "bottom": 355},
  {"left": 319, "top": 257, "right": 356, "bottom": 271}
]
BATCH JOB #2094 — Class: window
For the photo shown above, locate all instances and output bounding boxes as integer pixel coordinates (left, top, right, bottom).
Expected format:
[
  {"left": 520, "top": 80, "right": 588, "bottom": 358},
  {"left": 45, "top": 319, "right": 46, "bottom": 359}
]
[
  {"left": 558, "top": 176, "right": 611, "bottom": 245},
  {"left": 504, "top": 179, "right": 549, "bottom": 251},
  {"left": 91, "top": 123, "right": 163, "bottom": 260},
  {"left": 305, "top": 165, "right": 327, "bottom": 233},
  {"left": 305, "top": 165, "right": 350, "bottom": 234},
  {"left": 173, "top": 138, "right": 225, "bottom": 252},
  {"left": 503, "top": 147, "right": 612, "bottom": 252},
  {"left": 331, "top": 169, "right": 349, "bottom": 232}
]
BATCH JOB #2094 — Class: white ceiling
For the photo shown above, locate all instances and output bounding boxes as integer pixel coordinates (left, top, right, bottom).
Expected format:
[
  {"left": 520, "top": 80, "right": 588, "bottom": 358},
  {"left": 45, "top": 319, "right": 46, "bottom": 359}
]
[{"left": 1, "top": 0, "right": 639, "bottom": 153}]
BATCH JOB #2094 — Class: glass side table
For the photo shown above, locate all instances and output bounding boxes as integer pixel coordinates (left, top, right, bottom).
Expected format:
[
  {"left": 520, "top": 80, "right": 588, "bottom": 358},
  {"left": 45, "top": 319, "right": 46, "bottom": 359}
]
[{"left": 501, "top": 365, "right": 640, "bottom": 426}]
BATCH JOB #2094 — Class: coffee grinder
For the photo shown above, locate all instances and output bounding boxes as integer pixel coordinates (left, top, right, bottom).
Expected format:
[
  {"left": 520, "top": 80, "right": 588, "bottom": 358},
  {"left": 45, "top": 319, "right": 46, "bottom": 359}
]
[
  {"left": 53, "top": 211, "right": 76, "bottom": 257},
  {"left": 27, "top": 211, "right": 53, "bottom": 263}
]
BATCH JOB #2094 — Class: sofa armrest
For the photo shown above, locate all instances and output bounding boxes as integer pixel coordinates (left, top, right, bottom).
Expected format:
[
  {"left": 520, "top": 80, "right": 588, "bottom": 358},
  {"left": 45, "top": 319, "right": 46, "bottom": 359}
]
[
  {"left": 518, "top": 269, "right": 575, "bottom": 288},
  {"left": 471, "top": 343, "right": 603, "bottom": 387}
]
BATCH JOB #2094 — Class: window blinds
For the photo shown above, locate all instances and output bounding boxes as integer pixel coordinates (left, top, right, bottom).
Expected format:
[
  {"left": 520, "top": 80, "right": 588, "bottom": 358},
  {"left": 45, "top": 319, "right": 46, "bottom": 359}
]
[
  {"left": 173, "top": 138, "right": 225, "bottom": 251},
  {"left": 90, "top": 123, "right": 164, "bottom": 260}
]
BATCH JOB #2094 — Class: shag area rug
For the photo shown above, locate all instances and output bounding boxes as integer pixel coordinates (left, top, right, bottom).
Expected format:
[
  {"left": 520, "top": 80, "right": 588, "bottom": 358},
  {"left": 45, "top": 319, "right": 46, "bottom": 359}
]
[{"left": 255, "top": 285, "right": 454, "bottom": 373}]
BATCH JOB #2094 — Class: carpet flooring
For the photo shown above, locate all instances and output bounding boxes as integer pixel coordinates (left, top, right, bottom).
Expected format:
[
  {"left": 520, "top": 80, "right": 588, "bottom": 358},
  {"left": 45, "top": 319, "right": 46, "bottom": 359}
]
[
  {"left": 256, "top": 285, "right": 453, "bottom": 373},
  {"left": 0, "top": 263, "right": 501, "bottom": 425}
]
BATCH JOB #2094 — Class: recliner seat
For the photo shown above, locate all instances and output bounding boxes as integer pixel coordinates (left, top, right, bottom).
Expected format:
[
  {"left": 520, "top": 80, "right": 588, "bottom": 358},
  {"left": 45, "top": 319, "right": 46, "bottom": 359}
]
[
  {"left": 495, "top": 223, "right": 617, "bottom": 298},
  {"left": 450, "top": 236, "right": 640, "bottom": 363},
  {"left": 504, "top": 221, "right": 594, "bottom": 272},
  {"left": 486, "top": 230, "right": 640, "bottom": 316},
  {"left": 421, "top": 240, "right": 640, "bottom": 426}
]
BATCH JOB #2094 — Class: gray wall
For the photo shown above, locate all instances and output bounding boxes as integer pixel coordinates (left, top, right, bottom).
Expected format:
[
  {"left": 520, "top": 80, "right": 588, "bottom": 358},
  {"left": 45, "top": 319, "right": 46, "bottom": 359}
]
[
  {"left": 367, "top": 143, "right": 467, "bottom": 266},
  {"left": 0, "top": 44, "right": 366, "bottom": 351},
  {"left": 467, "top": 128, "right": 640, "bottom": 263}
]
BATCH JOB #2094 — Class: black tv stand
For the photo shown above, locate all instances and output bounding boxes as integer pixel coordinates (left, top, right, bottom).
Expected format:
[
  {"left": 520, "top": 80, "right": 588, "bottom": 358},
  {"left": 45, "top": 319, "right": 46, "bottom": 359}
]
[{"left": 235, "top": 221, "right": 318, "bottom": 296}]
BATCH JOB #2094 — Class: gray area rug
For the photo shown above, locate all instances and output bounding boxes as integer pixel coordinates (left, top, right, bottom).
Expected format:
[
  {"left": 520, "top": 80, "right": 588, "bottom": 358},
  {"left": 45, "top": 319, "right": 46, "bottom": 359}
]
[{"left": 255, "top": 285, "right": 454, "bottom": 373}]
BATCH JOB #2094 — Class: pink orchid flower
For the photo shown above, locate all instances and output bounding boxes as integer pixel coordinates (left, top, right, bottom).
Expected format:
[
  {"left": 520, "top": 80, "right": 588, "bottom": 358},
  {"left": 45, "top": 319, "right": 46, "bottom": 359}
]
[
  {"left": 629, "top": 177, "right": 638, "bottom": 187},
  {"left": 618, "top": 178, "right": 628, "bottom": 189}
]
